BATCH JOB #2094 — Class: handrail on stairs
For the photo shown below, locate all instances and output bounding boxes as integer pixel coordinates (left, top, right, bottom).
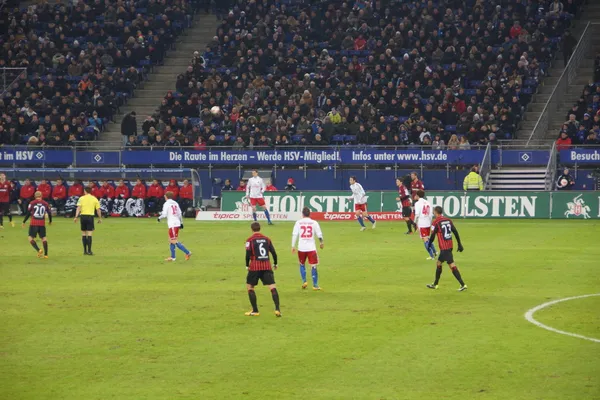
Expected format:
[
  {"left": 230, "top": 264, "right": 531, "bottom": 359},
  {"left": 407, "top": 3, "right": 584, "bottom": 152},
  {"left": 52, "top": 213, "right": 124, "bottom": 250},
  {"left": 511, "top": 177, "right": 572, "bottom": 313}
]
[
  {"left": 526, "top": 21, "right": 593, "bottom": 146},
  {"left": 544, "top": 141, "right": 558, "bottom": 191},
  {"left": 479, "top": 142, "right": 492, "bottom": 190}
]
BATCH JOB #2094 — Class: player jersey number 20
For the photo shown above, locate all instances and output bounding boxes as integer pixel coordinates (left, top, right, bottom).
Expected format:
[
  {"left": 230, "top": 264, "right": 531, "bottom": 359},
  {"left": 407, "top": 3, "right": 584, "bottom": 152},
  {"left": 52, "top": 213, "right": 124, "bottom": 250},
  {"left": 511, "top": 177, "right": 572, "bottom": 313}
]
[
  {"left": 300, "top": 225, "right": 313, "bottom": 239},
  {"left": 254, "top": 239, "right": 269, "bottom": 260},
  {"left": 32, "top": 204, "right": 46, "bottom": 219}
]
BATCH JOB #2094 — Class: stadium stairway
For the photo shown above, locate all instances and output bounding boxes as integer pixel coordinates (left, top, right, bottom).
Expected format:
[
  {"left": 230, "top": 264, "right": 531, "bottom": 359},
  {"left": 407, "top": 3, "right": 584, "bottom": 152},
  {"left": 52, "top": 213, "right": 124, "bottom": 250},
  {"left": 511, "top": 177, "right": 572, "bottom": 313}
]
[
  {"left": 486, "top": 168, "right": 548, "bottom": 191},
  {"left": 98, "top": 14, "right": 220, "bottom": 146},
  {"left": 519, "top": 3, "right": 600, "bottom": 143}
]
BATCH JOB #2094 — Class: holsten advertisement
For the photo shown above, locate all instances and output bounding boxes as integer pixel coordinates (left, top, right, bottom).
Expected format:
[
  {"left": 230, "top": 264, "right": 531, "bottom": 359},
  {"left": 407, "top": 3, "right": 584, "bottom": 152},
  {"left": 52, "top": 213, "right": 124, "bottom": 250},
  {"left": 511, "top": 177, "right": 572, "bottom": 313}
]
[{"left": 219, "top": 191, "right": 600, "bottom": 219}]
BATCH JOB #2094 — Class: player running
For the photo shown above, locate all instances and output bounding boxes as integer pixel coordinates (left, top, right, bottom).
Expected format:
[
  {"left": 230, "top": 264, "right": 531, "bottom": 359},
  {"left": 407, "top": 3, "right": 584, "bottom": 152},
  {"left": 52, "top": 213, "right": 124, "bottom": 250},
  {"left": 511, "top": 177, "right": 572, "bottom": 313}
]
[
  {"left": 292, "top": 207, "right": 324, "bottom": 290},
  {"left": 158, "top": 191, "right": 192, "bottom": 262},
  {"left": 22, "top": 191, "right": 51, "bottom": 258},
  {"left": 413, "top": 189, "right": 437, "bottom": 260},
  {"left": 396, "top": 177, "right": 417, "bottom": 234},
  {"left": 348, "top": 176, "right": 375, "bottom": 231},
  {"left": 0, "top": 173, "right": 14, "bottom": 228},
  {"left": 426, "top": 206, "right": 467, "bottom": 291},
  {"left": 245, "top": 222, "right": 281, "bottom": 317},
  {"left": 246, "top": 170, "right": 273, "bottom": 225}
]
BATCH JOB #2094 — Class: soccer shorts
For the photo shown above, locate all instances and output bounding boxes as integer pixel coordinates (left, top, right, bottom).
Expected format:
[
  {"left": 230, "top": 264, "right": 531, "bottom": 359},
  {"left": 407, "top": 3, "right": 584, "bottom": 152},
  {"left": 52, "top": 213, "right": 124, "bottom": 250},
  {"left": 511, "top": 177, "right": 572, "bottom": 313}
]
[
  {"left": 28, "top": 225, "right": 46, "bottom": 238},
  {"left": 246, "top": 270, "right": 275, "bottom": 286},
  {"left": 354, "top": 203, "right": 367, "bottom": 212},
  {"left": 0, "top": 202, "right": 9, "bottom": 215},
  {"left": 438, "top": 250, "right": 454, "bottom": 264},
  {"left": 402, "top": 206, "right": 412, "bottom": 217},
  {"left": 168, "top": 227, "right": 180, "bottom": 240},
  {"left": 250, "top": 197, "right": 266, "bottom": 207},
  {"left": 298, "top": 250, "right": 319, "bottom": 265},
  {"left": 80, "top": 215, "right": 95, "bottom": 231},
  {"left": 419, "top": 227, "right": 431, "bottom": 239}
]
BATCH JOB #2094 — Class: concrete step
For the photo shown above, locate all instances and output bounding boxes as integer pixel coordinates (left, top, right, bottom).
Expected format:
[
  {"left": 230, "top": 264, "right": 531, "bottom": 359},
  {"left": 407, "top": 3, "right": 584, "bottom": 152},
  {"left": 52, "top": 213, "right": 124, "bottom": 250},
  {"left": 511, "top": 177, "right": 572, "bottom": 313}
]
[
  {"left": 491, "top": 168, "right": 547, "bottom": 173},
  {"left": 527, "top": 103, "right": 546, "bottom": 113},
  {"left": 524, "top": 111, "right": 542, "bottom": 121},
  {"left": 534, "top": 94, "right": 551, "bottom": 103}
]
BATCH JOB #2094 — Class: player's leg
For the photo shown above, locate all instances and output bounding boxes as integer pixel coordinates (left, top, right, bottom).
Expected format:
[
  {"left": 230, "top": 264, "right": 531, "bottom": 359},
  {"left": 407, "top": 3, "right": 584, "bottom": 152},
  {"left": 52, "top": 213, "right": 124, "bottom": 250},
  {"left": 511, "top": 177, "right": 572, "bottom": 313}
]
[
  {"left": 245, "top": 278, "right": 260, "bottom": 316},
  {"left": 41, "top": 236, "right": 48, "bottom": 258},
  {"left": 261, "top": 204, "right": 272, "bottom": 225},
  {"left": 250, "top": 199, "right": 258, "bottom": 221},
  {"left": 309, "top": 252, "right": 321, "bottom": 290},
  {"left": 427, "top": 260, "right": 443, "bottom": 289},
  {"left": 86, "top": 230, "right": 94, "bottom": 255},
  {"left": 355, "top": 208, "right": 366, "bottom": 230},
  {"left": 363, "top": 209, "right": 376, "bottom": 227},
  {"left": 166, "top": 234, "right": 177, "bottom": 261},
  {"left": 449, "top": 261, "right": 467, "bottom": 291},
  {"left": 28, "top": 234, "right": 40, "bottom": 253},
  {"left": 268, "top": 283, "right": 281, "bottom": 317},
  {"left": 81, "top": 231, "right": 88, "bottom": 255},
  {"left": 0, "top": 203, "right": 4, "bottom": 227},
  {"left": 298, "top": 252, "right": 308, "bottom": 289}
]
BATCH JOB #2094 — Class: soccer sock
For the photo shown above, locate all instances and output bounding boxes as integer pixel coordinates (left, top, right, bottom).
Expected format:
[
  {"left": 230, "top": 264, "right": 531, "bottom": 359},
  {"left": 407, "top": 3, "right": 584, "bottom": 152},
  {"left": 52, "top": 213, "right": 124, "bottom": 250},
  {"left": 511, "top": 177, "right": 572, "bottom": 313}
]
[
  {"left": 430, "top": 242, "right": 437, "bottom": 256},
  {"left": 451, "top": 267, "right": 465, "bottom": 286},
  {"left": 311, "top": 266, "right": 319, "bottom": 287},
  {"left": 434, "top": 266, "right": 442, "bottom": 285},
  {"left": 264, "top": 209, "right": 271, "bottom": 223},
  {"left": 176, "top": 242, "right": 190, "bottom": 255},
  {"left": 424, "top": 241, "right": 432, "bottom": 256},
  {"left": 271, "top": 288, "right": 280, "bottom": 311},
  {"left": 411, "top": 219, "right": 417, "bottom": 228},
  {"left": 248, "top": 289, "right": 258, "bottom": 312},
  {"left": 43, "top": 240, "right": 48, "bottom": 256},
  {"left": 30, "top": 239, "right": 40, "bottom": 251},
  {"left": 82, "top": 236, "right": 87, "bottom": 252},
  {"left": 0, "top": 214, "right": 3, "bottom": 225},
  {"left": 88, "top": 236, "right": 93, "bottom": 252},
  {"left": 170, "top": 243, "right": 176, "bottom": 259},
  {"left": 252, "top": 212, "right": 257, "bottom": 221},
  {"left": 357, "top": 216, "right": 365, "bottom": 227},
  {"left": 299, "top": 264, "right": 307, "bottom": 283},
  {"left": 366, "top": 215, "right": 375, "bottom": 224},
  {"left": 406, "top": 220, "right": 412, "bottom": 232}
]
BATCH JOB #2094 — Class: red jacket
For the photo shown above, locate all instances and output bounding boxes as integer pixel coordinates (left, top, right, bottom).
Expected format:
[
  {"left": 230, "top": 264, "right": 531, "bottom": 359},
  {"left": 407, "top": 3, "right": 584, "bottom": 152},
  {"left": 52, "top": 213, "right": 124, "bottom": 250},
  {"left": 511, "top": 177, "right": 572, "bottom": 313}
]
[
  {"left": 90, "top": 185, "right": 101, "bottom": 198},
  {"left": 265, "top": 185, "right": 278, "bottom": 191},
  {"left": 556, "top": 137, "right": 572, "bottom": 151},
  {"left": 99, "top": 184, "right": 115, "bottom": 199},
  {"left": 115, "top": 185, "right": 130, "bottom": 199},
  {"left": 147, "top": 183, "right": 164, "bottom": 198},
  {"left": 180, "top": 184, "right": 193, "bottom": 199},
  {"left": 132, "top": 183, "right": 146, "bottom": 199},
  {"left": 165, "top": 182, "right": 180, "bottom": 198},
  {"left": 37, "top": 183, "right": 52, "bottom": 199},
  {"left": 68, "top": 184, "right": 83, "bottom": 197},
  {"left": 20, "top": 184, "right": 35, "bottom": 199},
  {"left": 52, "top": 184, "right": 67, "bottom": 200}
]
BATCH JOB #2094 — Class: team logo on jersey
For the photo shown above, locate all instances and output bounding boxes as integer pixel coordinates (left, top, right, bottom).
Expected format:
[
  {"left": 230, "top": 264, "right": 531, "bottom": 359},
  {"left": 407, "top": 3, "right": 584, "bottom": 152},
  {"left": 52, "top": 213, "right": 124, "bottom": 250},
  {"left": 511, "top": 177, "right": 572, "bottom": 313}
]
[
  {"left": 234, "top": 196, "right": 252, "bottom": 212},
  {"left": 564, "top": 194, "right": 591, "bottom": 219}
]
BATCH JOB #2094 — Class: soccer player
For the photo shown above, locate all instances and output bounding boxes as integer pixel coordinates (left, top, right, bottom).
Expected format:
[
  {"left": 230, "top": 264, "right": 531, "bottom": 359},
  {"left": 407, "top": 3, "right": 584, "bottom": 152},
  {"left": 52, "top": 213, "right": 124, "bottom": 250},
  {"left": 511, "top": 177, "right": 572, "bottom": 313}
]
[
  {"left": 158, "top": 191, "right": 192, "bottom": 262},
  {"left": 292, "top": 207, "right": 324, "bottom": 290},
  {"left": 426, "top": 206, "right": 467, "bottom": 291},
  {"left": 410, "top": 172, "right": 425, "bottom": 200},
  {"left": 0, "top": 173, "right": 14, "bottom": 228},
  {"left": 74, "top": 186, "right": 102, "bottom": 255},
  {"left": 22, "top": 191, "right": 52, "bottom": 258},
  {"left": 348, "top": 176, "right": 375, "bottom": 231},
  {"left": 246, "top": 170, "right": 272, "bottom": 225},
  {"left": 396, "top": 177, "right": 416, "bottom": 234},
  {"left": 244, "top": 222, "right": 280, "bottom": 317},
  {"left": 413, "top": 189, "right": 437, "bottom": 260}
]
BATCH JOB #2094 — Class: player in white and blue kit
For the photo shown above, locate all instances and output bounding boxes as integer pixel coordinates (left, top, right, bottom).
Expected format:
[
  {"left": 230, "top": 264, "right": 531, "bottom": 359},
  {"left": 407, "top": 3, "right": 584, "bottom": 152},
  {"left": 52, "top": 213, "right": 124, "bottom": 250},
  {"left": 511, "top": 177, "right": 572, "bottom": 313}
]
[
  {"left": 158, "top": 191, "right": 192, "bottom": 261},
  {"left": 348, "top": 176, "right": 376, "bottom": 231}
]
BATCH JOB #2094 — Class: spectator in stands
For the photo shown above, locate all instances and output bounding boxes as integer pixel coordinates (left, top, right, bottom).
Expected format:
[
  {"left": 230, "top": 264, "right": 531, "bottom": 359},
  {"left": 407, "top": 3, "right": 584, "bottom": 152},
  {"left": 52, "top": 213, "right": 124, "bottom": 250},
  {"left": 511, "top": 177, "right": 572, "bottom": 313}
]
[
  {"left": 166, "top": 180, "right": 180, "bottom": 199},
  {"left": 51, "top": 178, "right": 67, "bottom": 213},
  {"left": 178, "top": 179, "right": 193, "bottom": 212},
  {"left": 265, "top": 181, "right": 277, "bottom": 191},
  {"left": 556, "top": 131, "right": 572, "bottom": 151},
  {"left": 285, "top": 178, "right": 297, "bottom": 191},
  {"left": 89, "top": 182, "right": 101, "bottom": 199},
  {"left": 121, "top": 112, "right": 137, "bottom": 147},
  {"left": 222, "top": 179, "right": 234, "bottom": 191},
  {"left": 146, "top": 179, "right": 165, "bottom": 216},
  {"left": 556, "top": 168, "right": 575, "bottom": 190},
  {"left": 126, "top": 136, "right": 138, "bottom": 150},
  {"left": 584, "top": 131, "right": 598, "bottom": 145},
  {"left": 595, "top": 52, "right": 600, "bottom": 83},
  {"left": 37, "top": 180, "right": 52, "bottom": 202},
  {"left": 458, "top": 136, "right": 471, "bottom": 150},
  {"left": 18, "top": 179, "right": 36, "bottom": 215},
  {"left": 237, "top": 180, "right": 246, "bottom": 191},
  {"left": 562, "top": 31, "right": 577, "bottom": 65}
]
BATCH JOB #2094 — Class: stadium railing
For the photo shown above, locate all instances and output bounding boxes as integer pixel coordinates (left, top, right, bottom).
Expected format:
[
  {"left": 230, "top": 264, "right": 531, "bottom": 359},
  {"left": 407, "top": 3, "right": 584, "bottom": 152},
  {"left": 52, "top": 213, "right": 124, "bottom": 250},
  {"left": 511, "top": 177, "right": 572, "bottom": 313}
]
[
  {"left": 545, "top": 142, "right": 558, "bottom": 191},
  {"left": 479, "top": 143, "right": 492, "bottom": 190},
  {"left": 0, "top": 67, "right": 27, "bottom": 97},
  {"left": 526, "top": 21, "right": 595, "bottom": 146}
]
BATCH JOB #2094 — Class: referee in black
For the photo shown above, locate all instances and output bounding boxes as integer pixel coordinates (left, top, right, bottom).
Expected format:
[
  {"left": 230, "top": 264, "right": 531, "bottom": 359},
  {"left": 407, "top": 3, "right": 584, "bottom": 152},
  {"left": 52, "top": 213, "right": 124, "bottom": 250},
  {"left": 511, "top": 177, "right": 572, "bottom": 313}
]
[{"left": 73, "top": 186, "right": 102, "bottom": 255}]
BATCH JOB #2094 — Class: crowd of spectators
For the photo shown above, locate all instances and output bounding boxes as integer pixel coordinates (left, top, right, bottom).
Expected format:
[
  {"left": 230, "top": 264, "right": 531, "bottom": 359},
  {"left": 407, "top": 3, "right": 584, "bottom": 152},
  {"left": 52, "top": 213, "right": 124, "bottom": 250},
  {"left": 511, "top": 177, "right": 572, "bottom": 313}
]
[
  {"left": 3, "top": 177, "right": 195, "bottom": 217},
  {"left": 130, "top": 0, "right": 582, "bottom": 150},
  {"left": 0, "top": 0, "right": 194, "bottom": 147},
  {"left": 556, "top": 52, "right": 600, "bottom": 150}
]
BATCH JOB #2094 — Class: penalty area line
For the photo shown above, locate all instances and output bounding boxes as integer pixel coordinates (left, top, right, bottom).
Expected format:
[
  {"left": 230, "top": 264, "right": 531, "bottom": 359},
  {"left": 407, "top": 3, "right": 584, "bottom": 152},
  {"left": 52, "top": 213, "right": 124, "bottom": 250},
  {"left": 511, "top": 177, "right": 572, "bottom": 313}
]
[{"left": 524, "top": 293, "right": 600, "bottom": 343}]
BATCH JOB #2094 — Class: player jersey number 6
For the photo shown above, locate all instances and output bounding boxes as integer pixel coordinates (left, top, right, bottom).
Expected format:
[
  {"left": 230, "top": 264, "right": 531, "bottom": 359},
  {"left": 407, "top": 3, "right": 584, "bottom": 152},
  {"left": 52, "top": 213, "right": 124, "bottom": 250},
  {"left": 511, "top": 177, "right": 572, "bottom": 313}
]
[{"left": 253, "top": 238, "right": 269, "bottom": 260}]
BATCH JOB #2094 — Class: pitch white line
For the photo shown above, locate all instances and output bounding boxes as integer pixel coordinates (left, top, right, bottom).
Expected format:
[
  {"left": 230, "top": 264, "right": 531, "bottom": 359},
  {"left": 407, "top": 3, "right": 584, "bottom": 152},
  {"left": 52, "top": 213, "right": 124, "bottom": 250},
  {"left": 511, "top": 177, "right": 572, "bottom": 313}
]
[{"left": 524, "top": 293, "right": 600, "bottom": 343}]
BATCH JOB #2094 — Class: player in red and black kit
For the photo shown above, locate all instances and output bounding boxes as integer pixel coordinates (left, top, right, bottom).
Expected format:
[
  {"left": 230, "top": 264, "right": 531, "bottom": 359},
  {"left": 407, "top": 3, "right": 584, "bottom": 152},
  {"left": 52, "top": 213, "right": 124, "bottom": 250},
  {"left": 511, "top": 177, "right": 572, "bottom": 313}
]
[
  {"left": 245, "top": 222, "right": 281, "bottom": 317},
  {"left": 410, "top": 172, "right": 425, "bottom": 200},
  {"left": 0, "top": 173, "right": 14, "bottom": 228},
  {"left": 396, "top": 177, "right": 417, "bottom": 234},
  {"left": 426, "top": 206, "right": 467, "bottom": 291},
  {"left": 22, "top": 191, "right": 52, "bottom": 258}
]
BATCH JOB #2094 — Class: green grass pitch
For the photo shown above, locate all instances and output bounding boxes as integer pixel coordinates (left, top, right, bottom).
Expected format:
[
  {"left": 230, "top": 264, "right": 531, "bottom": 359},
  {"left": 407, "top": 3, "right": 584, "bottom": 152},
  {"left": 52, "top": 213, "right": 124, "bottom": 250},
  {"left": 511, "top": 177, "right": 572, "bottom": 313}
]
[{"left": 1, "top": 219, "right": 599, "bottom": 400}]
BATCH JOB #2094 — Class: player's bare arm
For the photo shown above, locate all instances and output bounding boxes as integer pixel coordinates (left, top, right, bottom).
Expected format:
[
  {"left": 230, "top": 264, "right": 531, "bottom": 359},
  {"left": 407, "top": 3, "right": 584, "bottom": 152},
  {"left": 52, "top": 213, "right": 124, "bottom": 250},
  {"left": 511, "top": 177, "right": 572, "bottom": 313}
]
[
  {"left": 96, "top": 207, "right": 102, "bottom": 223},
  {"left": 319, "top": 237, "right": 324, "bottom": 249},
  {"left": 73, "top": 206, "right": 81, "bottom": 222}
]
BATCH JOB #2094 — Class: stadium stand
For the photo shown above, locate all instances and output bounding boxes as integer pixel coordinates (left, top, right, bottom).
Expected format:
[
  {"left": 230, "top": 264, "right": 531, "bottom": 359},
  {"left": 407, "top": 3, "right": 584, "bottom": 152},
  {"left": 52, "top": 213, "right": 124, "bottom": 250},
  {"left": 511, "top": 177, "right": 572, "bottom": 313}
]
[
  {"left": 0, "top": 0, "right": 194, "bottom": 146},
  {"left": 137, "top": 0, "right": 583, "bottom": 149}
]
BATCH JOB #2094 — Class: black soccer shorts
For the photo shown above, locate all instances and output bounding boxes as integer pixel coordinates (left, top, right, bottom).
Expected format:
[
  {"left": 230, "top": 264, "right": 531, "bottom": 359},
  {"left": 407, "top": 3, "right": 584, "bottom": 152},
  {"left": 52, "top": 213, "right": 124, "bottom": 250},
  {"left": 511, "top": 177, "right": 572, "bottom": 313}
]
[
  {"left": 80, "top": 215, "right": 95, "bottom": 231},
  {"left": 246, "top": 270, "right": 276, "bottom": 286},
  {"left": 438, "top": 249, "right": 455, "bottom": 264},
  {"left": 28, "top": 225, "right": 47, "bottom": 238}
]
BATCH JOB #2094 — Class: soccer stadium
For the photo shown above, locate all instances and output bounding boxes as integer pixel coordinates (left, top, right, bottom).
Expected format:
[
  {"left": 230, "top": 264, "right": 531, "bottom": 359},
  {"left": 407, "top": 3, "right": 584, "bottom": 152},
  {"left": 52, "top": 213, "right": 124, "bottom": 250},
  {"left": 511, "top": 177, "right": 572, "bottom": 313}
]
[{"left": 1, "top": 0, "right": 599, "bottom": 398}]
